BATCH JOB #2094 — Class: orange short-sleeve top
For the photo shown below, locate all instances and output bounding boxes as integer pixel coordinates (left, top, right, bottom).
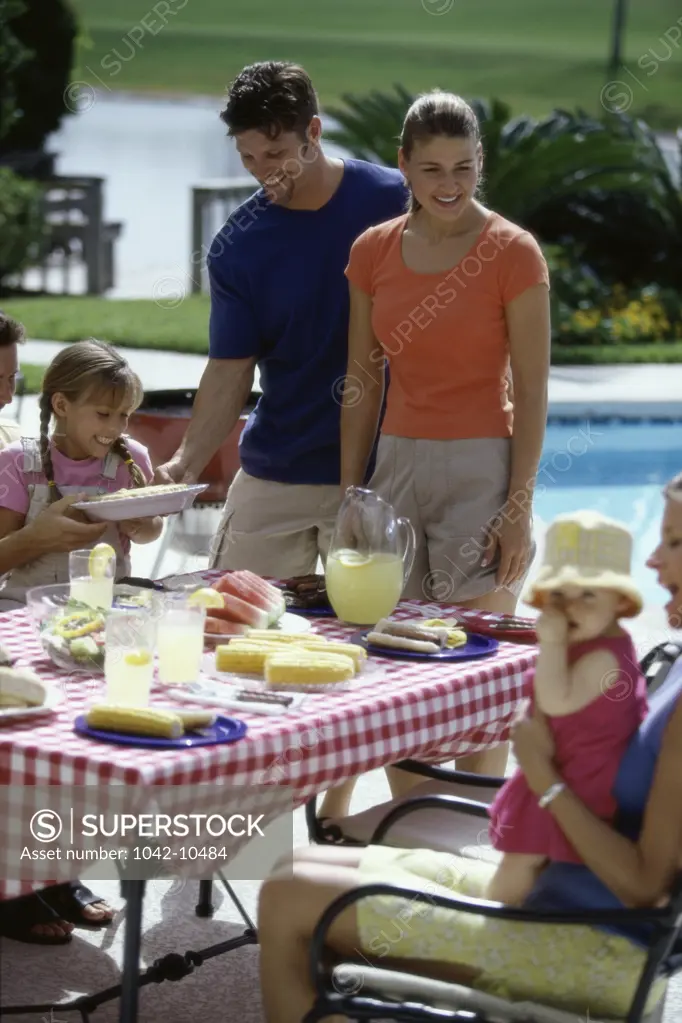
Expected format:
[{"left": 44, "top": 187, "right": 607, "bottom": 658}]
[{"left": 345, "top": 212, "right": 549, "bottom": 440}]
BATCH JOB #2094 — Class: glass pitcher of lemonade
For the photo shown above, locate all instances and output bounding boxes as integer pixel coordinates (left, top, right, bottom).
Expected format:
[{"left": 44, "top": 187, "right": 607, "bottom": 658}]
[{"left": 325, "top": 487, "right": 416, "bottom": 626}]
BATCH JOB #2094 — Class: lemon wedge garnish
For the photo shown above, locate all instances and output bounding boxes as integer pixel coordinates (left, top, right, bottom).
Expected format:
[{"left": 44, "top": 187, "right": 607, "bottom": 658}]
[
  {"left": 124, "top": 650, "right": 152, "bottom": 667},
  {"left": 88, "top": 543, "right": 115, "bottom": 578},
  {"left": 187, "top": 587, "right": 224, "bottom": 609}
]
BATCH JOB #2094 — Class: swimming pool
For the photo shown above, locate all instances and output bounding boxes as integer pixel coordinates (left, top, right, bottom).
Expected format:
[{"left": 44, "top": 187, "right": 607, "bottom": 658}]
[{"left": 533, "top": 419, "right": 682, "bottom": 609}]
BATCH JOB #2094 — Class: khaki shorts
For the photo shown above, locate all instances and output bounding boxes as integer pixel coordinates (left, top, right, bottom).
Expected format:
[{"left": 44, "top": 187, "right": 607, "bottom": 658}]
[
  {"left": 209, "top": 469, "right": 342, "bottom": 578},
  {"left": 370, "top": 434, "right": 528, "bottom": 603}
]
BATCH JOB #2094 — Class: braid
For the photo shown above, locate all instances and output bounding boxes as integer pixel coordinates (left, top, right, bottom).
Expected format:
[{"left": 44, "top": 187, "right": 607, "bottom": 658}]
[
  {"left": 112, "top": 438, "right": 146, "bottom": 489},
  {"left": 38, "top": 394, "right": 61, "bottom": 504}
]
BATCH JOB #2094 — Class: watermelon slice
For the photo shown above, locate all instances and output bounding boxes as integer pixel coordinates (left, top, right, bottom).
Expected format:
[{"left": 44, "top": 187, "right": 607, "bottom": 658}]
[
  {"left": 206, "top": 594, "right": 270, "bottom": 629},
  {"left": 238, "top": 570, "right": 284, "bottom": 602},
  {"left": 216, "top": 571, "right": 284, "bottom": 626},
  {"left": 204, "top": 618, "right": 250, "bottom": 636},
  {"left": 214, "top": 573, "right": 234, "bottom": 591},
  {"left": 233, "top": 570, "right": 286, "bottom": 624}
]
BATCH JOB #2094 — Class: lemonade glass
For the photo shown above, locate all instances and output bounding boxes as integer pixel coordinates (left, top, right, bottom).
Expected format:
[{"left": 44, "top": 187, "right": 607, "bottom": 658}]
[
  {"left": 156, "top": 592, "right": 207, "bottom": 685},
  {"left": 69, "top": 546, "right": 116, "bottom": 611},
  {"left": 104, "top": 607, "right": 155, "bottom": 706}
]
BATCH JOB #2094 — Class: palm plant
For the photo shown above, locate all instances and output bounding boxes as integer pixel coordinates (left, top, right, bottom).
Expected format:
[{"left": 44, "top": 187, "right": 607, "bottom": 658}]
[{"left": 326, "top": 86, "right": 682, "bottom": 288}]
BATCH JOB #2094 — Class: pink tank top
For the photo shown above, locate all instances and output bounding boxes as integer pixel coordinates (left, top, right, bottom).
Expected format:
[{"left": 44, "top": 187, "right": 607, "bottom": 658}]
[{"left": 542, "top": 634, "right": 648, "bottom": 780}]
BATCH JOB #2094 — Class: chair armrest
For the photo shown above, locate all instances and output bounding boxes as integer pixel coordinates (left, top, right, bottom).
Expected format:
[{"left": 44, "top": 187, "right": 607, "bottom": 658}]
[
  {"left": 393, "top": 758, "right": 506, "bottom": 789},
  {"left": 370, "top": 794, "right": 490, "bottom": 845},
  {"left": 308, "top": 881, "right": 672, "bottom": 995}
]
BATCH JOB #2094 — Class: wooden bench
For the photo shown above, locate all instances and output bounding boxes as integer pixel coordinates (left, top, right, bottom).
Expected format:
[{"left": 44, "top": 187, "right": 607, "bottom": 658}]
[{"left": 23, "top": 175, "right": 122, "bottom": 295}]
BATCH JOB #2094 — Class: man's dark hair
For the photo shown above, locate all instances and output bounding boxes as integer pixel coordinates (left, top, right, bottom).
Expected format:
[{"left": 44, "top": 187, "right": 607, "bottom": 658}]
[
  {"left": 220, "top": 61, "right": 319, "bottom": 140},
  {"left": 0, "top": 313, "right": 25, "bottom": 348}
]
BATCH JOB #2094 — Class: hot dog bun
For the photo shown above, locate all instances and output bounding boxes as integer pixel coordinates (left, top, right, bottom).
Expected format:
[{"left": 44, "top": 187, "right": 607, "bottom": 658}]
[
  {"left": 374, "top": 618, "right": 449, "bottom": 648},
  {"left": 366, "top": 631, "right": 441, "bottom": 654}
]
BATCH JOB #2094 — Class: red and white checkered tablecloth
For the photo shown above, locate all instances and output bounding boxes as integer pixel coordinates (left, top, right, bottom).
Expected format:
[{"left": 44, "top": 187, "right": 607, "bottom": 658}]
[{"left": 0, "top": 572, "right": 536, "bottom": 899}]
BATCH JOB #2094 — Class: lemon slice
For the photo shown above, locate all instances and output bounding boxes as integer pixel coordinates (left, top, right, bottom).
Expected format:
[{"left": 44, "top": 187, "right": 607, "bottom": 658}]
[
  {"left": 187, "top": 587, "right": 224, "bottom": 609},
  {"left": 337, "top": 549, "right": 371, "bottom": 567},
  {"left": 88, "top": 543, "right": 115, "bottom": 578},
  {"left": 124, "top": 650, "right": 152, "bottom": 667}
]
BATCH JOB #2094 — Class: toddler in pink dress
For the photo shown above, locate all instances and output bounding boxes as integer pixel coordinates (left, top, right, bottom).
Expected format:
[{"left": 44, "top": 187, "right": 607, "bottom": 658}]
[{"left": 486, "top": 510, "right": 648, "bottom": 905}]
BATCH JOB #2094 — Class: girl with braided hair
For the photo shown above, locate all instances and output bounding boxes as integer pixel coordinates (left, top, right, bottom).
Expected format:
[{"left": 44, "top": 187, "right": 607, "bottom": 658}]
[
  {"left": 0, "top": 339, "right": 162, "bottom": 608},
  {"left": 0, "top": 338, "right": 162, "bottom": 942}
]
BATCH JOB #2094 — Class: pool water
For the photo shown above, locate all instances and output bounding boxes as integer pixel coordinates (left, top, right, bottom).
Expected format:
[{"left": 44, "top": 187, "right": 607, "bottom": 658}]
[{"left": 532, "top": 420, "right": 682, "bottom": 610}]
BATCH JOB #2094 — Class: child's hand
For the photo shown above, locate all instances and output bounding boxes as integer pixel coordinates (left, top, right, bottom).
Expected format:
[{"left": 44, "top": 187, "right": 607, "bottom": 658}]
[
  {"left": 535, "top": 608, "right": 569, "bottom": 646},
  {"left": 29, "top": 494, "right": 108, "bottom": 552}
]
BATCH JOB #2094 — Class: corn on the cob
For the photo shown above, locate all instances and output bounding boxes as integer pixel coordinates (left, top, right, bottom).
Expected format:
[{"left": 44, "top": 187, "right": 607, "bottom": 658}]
[
  {"left": 171, "top": 709, "right": 217, "bottom": 729},
  {"left": 293, "top": 639, "right": 365, "bottom": 671},
  {"left": 242, "top": 630, "right": 305, "bottom": 644},
  {"left": 86, "top": 705, "right": 184, "bottom": 738},
  {"left": 265, "top": 652, "right": 355, "bottom": 685},
  {"left": 215, "top": 642, "right": 272, "bottom": 673}
]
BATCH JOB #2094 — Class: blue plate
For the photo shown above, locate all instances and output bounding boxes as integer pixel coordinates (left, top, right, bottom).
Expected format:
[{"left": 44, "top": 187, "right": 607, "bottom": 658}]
[
  {"left": 289, "top": 605, "right": 336, "bottom": 618},
  {"left": 352, "top": 630, "right": 499, "bottom": 662},
  {"left": 74, "top": 714, "right": 247, "bottom": 749}
]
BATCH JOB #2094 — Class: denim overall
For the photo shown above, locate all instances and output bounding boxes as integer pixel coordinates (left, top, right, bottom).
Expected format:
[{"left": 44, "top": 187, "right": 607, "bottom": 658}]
[{"left": 0, "top": 437, "right": 130, "bottom": 609}]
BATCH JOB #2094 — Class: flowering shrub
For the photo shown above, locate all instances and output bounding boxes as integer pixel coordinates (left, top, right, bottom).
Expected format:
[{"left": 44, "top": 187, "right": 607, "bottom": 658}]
[
  {"left": 563, "top": 288, "right": 682, "bottom": 343},
  {"left": 547, "top": 245, "right": 682, "bottom": 348}
]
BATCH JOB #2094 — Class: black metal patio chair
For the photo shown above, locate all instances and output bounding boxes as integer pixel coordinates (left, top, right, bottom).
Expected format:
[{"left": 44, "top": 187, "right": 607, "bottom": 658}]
[{"left": 303, "top": 793, "right": 682, "bottom": 1023}]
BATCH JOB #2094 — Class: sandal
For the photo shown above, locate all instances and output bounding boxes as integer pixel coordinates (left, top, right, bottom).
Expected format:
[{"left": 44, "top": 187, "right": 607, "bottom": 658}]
[
  {"left": 41, "top": 881, "right": 114, "bottom": 928},
  {"left": 0, "top": 891, "right": 73, "bottom": 945},
  {"left": 317, "top": 817, "right": 346, "bottom": 844}
]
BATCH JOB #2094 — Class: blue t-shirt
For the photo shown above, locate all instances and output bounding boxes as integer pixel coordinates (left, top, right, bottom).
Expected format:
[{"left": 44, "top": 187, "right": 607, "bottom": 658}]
[
  {"left": 207, "top": 159, "right": 408, "bottom": 485},
  {"left": 524, "top": 657, "right": 682, "bottom": 949}
]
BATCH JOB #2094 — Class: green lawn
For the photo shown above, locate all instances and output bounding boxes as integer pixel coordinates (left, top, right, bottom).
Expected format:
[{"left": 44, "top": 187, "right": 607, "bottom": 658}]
[
  {"left": 6, "top": 297, "right": 682, "bottom": 367},
  {"left": 71, "top": 0, "right": 682, "bottom": 125},
  {"left": 5, "top": 296, "right": 210, "bottom": 354},
  {"left": 20, "top": 364, "right": 47, "bottom": 394}
]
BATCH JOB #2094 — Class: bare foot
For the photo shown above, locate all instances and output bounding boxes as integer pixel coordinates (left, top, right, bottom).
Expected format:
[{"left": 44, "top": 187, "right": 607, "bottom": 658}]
[
  {"left": 31, "top": 918, "right": 74, "bottom": 939},
  {"left": 80, "top": 900, "right": 115, "bottom": 923}
]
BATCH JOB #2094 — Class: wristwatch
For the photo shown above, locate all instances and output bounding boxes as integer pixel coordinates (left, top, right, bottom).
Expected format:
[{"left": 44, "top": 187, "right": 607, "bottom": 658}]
[{"left": 538, "top": 781, "right": 566, "bottom": 808}]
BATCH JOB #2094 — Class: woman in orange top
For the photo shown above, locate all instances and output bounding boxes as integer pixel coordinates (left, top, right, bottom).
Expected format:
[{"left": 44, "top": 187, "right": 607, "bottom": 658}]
[{"left": 341, "top": 90, "right": 550, "bottom": 619}]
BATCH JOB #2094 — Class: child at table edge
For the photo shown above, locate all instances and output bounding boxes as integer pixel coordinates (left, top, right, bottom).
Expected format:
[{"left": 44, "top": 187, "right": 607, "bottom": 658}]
[
  {"left": 0, "top": 338, "right": 162, "bottom": 608},
  {"left": 0, "top": 335, "right": 162, "bottom": 941},
  {"left": 486, "top": 509, "right": 648, "bottom": 904}
]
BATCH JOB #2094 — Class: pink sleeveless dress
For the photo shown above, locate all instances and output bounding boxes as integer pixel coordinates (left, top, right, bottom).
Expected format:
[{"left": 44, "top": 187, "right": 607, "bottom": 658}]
[{"left": 489, "top": 633, "right": 648, "bottom": 863}]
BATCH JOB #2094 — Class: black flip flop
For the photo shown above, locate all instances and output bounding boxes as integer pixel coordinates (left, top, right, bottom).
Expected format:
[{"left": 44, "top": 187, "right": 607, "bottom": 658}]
[
  {"left": 41, "top": 881, "right": 114, "bottom": 929},
  {"left": 0, "top": 891, "right": 73, "bottom": 945}
]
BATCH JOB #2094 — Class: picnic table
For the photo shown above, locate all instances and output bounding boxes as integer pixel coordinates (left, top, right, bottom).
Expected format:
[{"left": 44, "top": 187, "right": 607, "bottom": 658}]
[{"left": 0, "top": 570, "right": 536, "bottom": 1022}]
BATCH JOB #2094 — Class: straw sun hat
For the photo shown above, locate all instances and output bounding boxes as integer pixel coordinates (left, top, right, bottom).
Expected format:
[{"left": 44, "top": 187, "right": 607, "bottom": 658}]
[{"left": 523, "top": 510, "right": 643, "bottom": 617}]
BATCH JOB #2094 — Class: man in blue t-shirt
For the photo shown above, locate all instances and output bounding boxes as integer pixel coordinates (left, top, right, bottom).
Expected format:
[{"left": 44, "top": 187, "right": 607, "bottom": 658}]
[{"left": 156, "top": 61, "right": 407, "bottom": 576}]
